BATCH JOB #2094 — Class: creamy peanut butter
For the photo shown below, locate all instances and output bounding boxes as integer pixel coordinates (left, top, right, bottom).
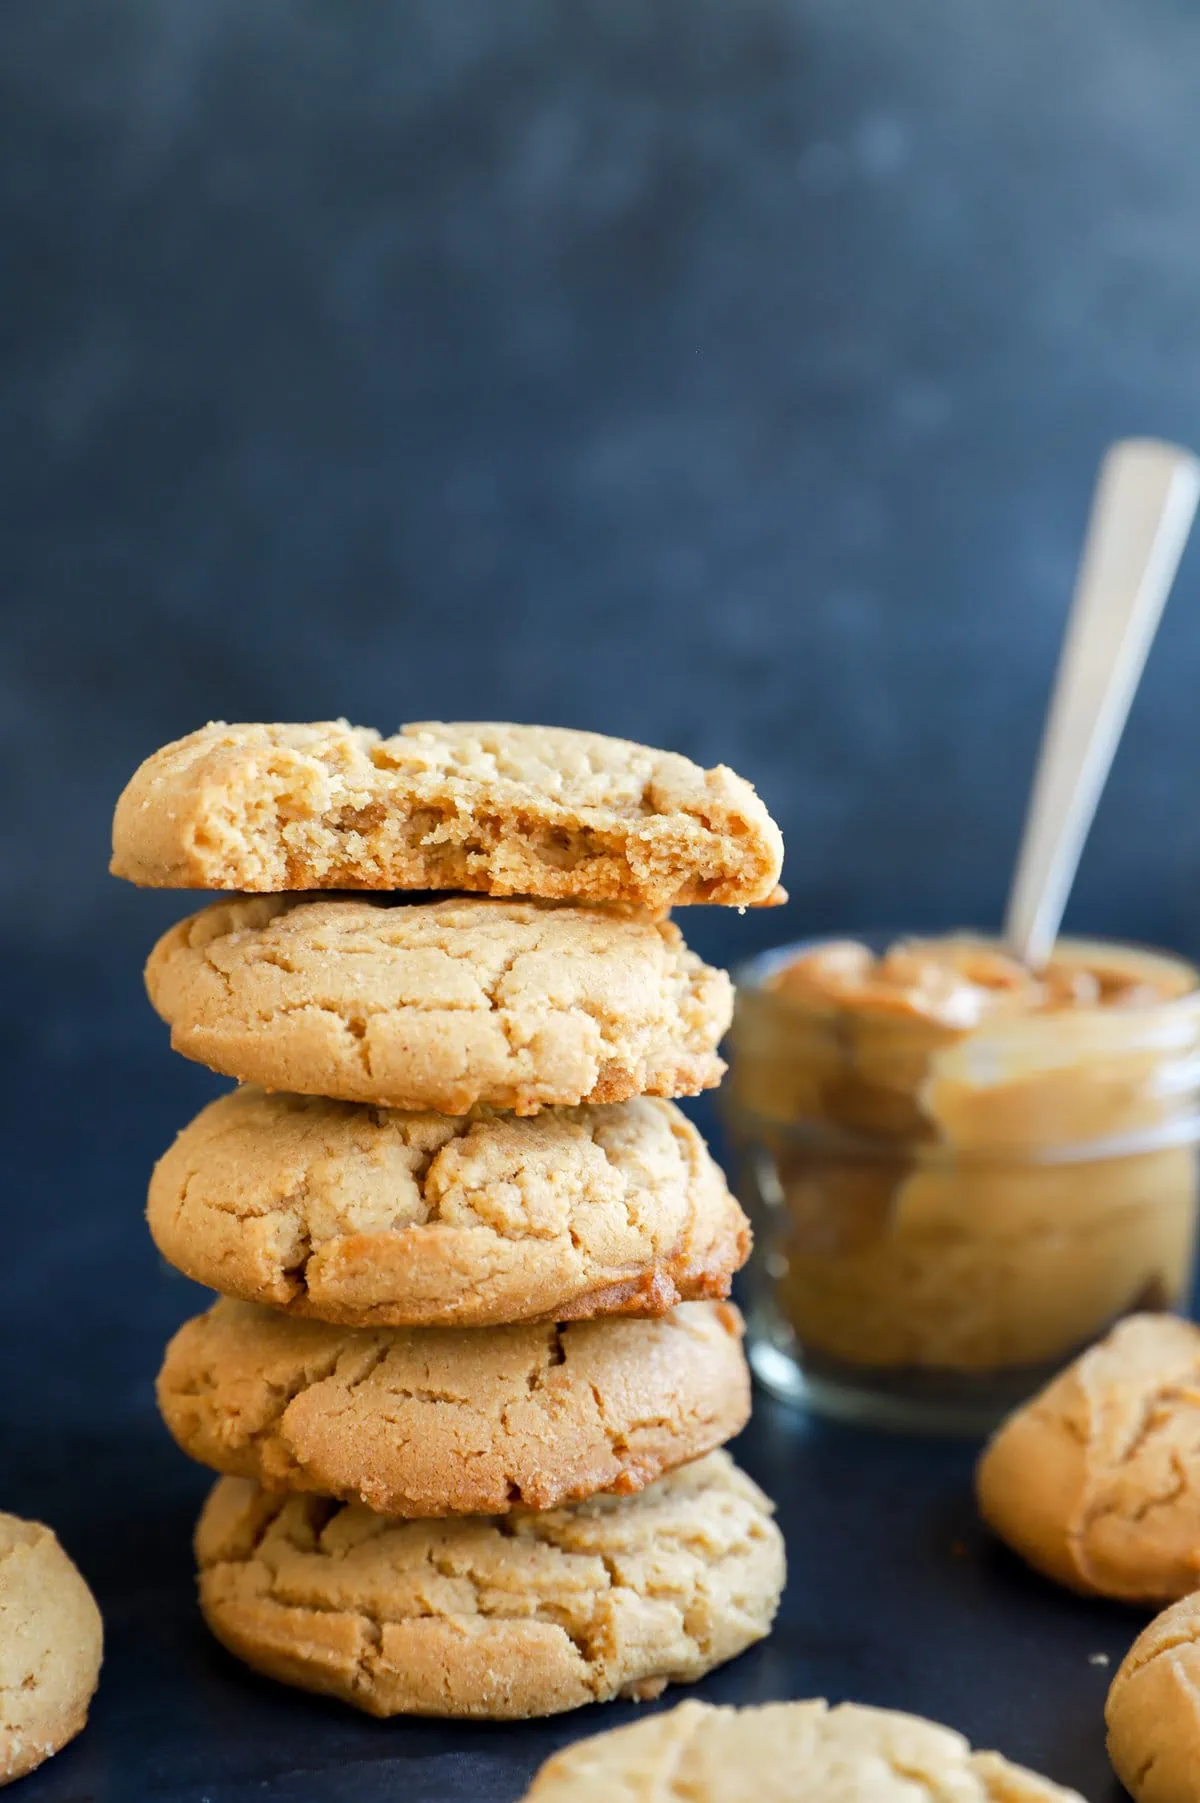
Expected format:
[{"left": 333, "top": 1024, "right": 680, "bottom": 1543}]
[
  {"left": 728, "top": 935, "right": 1200, "bottom": 1387},
  {"left": 770, "top": 936, "right": 1188, "bottom": 1022}
]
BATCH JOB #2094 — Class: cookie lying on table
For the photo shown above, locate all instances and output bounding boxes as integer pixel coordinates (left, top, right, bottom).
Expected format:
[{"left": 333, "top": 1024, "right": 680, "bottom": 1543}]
[
  {"left": 0, "top": 1513, "right": 102, "bottom": 1786},
  {"left": 194, "top": 1452, "right": 783, "bottom": 1719},
  {"left": 977, "top": 1312, "right": 1200, "bottom": 1603},
  {"left": 111, "top": 719, "right": 784, "bottom": 909},
  {"left": 1107, "top": 1590, "right": 1200, "bottom": 1803},
  {"left": 517, "top": 1696, "right": 1085, "bottom": 1801}
]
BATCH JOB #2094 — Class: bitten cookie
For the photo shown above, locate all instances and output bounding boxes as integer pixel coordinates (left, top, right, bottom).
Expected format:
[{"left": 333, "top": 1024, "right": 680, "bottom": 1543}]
[
  {"left": 158, "top": 1298, "right": 751, "bottom": 1516},
  {"left": 0, "top": 1514, "right": 103, "bottom": 1786},
  {"left": 111, "top": 719, "right": 784, "bottom": 909},
  {"left": 145, "top": 896, "right": 731, "bottom": 1114},
  {"left": 976, "top": 1313, "right": 1200, "bottom": 1602},
  {"left": 1107, "top": 1592, "right": 1200, "bottom": 1803},
  {"left": 519, "top": 1698, "right": 1085, "bottom": 1802},
  {"left": 147, "top": 1087, "right": 750, "bottom": 1328},
  {"left": 194, "top": 1451, "right": 783, "bottom": 1719}
]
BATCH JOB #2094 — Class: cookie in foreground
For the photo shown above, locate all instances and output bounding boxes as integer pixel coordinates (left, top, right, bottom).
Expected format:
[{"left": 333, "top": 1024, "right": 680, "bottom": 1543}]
[
  {"left": 194, "top": 1451, "right": 783, "bottom": 1718},
  {"left": 111, "top": 718, "right": 784, "bottom": 908},
  {"left": 518, "top": 1697, "right": 1085, "bottom": 1801},
  {"left": 148, "top": 1087, "right": 750, "bottom": 1327},
  {"left": 158, "top": 1298, "right": 751, "bottom": 1516},
  {"left": 977, "top": 1313, "right": 1200, "bottom": 1602},
  {"left": 0, "top": 1513, "right": 103, "bottom": 1786},
  {"left": 144, "top": 895, "right": 732, "bottom": 1114},
  {"left": 1107, "top": 1591, "right": 1200, "bottom": 1803}
]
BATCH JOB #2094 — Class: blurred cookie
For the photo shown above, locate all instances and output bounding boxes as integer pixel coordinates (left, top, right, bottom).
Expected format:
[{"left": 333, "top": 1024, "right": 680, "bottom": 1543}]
[
  {"left": 194, "top": 1451, "right": 783, "bottom": 1719},
  {"left": 111, "top": 719, "right": 784, "bottom": 909},
  {"left": 144, "top": 895, "right": 732, "bottom": 1114},
  {"left": 0, "top": 1513, "right": 103, "bottom": 1785},
  {"left": 148, "top": 1087, "right": 750, "bottom": 1328},
  {"left": 1107, "top": 1591, "right": 1200, "bottom": 1803},
  {"left": 519, "top": 1697, "right": 1085, "bottom": 1802},
  {"left": 977, "top": 1313, "right": 1200, "bottom": 1602},
  {"left": 158, "top": 1297, "right": 750, "bottom": 1516}
]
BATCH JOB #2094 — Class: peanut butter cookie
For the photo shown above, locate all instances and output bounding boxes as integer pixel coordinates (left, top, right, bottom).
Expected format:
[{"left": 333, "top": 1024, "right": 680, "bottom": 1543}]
[
  {"left": 148, "top": 1087, "right": 750, "bottom": 1327},
  {"left": 519, "top": 1698, "right": 1085, "bottom": 1802},
  {"left": 158, "top": 1298, "right": 751, "bottom": 1516},
  {"left": 0, "top": 1513, "right": 103, "bottom": 1786},
  {"left": 194, "top": 1451, "right": 783, "bottom": 1718},
  {"left": 1107, "top": 1591, "right": 1200, "bottom": 1803},
  {"left": 977, "top": 1313, "right": 1200, "bottom": 1602},
  {"left": 145, "top": 896, "right": 731, "bottom": 1114},
  {"left": 112, "top": 719, "right": 784, "bottom": 909}
]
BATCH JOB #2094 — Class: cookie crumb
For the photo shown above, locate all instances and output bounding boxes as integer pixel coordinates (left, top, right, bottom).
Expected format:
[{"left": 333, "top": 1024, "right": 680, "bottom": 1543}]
[{"left": 1088, "top": 1652, "right": 1110, "bottom": 1666}]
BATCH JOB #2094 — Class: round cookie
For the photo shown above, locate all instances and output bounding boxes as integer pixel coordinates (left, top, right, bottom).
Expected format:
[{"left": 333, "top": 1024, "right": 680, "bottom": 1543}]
[
  {"left": 519, "top": 1697, "right": 1085, "bottom": 1802},
  {"left": 194, "top": 1451, "right": 783, "bottom": 1719},
  {"left": 111, "top": 719, "right": 784, "bottom": 909},
  {"left": 144, "top": 895, "right": 732, "bottom": 1114},
  {"left": 0, "top": 1513, "right": 103, "bottom": 1785},
  {"left": 148, "top": 1087, "right": 751, "bottom": 1328},
  {"left": 1107, "top": 1592, "right": 1200, "bottom": 1803},
  {"left": 977, "top": 1313, "right": 1200, "bottom": 1602},
  {"left": 158, "top": 1298, "right": 751, "bottom": 1516}
]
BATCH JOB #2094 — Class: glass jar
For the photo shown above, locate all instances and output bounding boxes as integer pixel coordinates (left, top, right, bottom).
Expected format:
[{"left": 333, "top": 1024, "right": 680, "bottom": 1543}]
[{"left": 723, "top": 933, "right": 1200, "bottom": 1434}]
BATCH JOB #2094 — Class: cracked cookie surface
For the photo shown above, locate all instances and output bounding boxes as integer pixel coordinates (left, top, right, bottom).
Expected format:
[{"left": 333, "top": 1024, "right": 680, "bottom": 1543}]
[
  {"left": 194, "top": 1451, "right": 783, "bottom": 1719},
  {"left": 1106, "top": 1591, "right": 1200, "bottom": 1803},
  {"left": 977, "top": 1314, "right": 1200, "bottom": 1602},
  {"left": 0, "top": 1513, "right": 103, "bottom": 1786},
  {"left": 519, "top": 1697, "right": 1085, "bottom": 1802},
  {"left": 148, "top": 1087, "right": 750, "bottom": 1328},
  {"left": 145, "top": 895, "right": 732, "bottom": 1114},
  {"left": 158, "top": 1298, "right": 750, "bottom": 1516},
  {"left": 112, "top": 719, "right": 784, "bottom": 909}
]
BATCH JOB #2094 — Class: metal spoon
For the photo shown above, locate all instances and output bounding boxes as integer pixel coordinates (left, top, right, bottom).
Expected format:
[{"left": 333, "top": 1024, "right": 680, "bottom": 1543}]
[{"left": 1004, "top": 438, "right": 1200, "bottom": 970}]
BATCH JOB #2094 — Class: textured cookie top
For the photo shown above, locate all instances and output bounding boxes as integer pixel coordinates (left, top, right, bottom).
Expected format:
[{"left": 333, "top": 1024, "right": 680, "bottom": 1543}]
[
  {"left": 158, "top": 1297, "right": 751, "bottom": 1516},
  {"left": 1106, "top": 1591, "right": 1200, "bottom": 1803},
  {"left": 145, "top": 895, "right": 732, "bottom": 1114},
  {"left": 195, "top": 1451, "right": 784, "bottom": 1719},
  {"left": 0, "top": 1514, "right": 104, "bottom": 1786},
  {"left": 148, "top": 1087, "right": 750, "bottom": 1328},
  {"left": 520, "top": 1698, "right": 1085, "bottom": 1802},
  {"left": 977, "top": 1313, "right": 1200, "bottom": 1603},
  {"left": 111, "top": 719, "right": 784, "bottom": 909}
]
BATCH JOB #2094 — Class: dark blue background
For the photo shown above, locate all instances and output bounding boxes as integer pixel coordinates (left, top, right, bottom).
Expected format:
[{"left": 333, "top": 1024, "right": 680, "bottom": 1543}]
[
  {"left": 5, "top": 1, "right": 1200, "bottom": 1796},
  {"left": 8, "top": 0, "right": 1200, "bottom": 980}
]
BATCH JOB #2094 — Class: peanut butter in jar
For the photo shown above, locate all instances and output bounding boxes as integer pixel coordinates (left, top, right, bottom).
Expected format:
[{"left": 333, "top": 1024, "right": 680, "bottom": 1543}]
[{"left": 724, "top": 934, "right": 1200, "bottom": 1432}]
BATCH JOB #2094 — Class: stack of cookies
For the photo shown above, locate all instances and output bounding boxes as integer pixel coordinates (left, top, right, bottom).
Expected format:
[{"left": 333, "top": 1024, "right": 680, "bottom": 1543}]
[{"left": 111, "top": 720, "right": 787, "bottom": 1721}]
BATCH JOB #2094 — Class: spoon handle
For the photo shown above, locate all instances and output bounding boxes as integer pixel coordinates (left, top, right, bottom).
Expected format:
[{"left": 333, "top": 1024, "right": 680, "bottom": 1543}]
[{"left": 1005, "top": 438, "right": 1200, "bottom": 970}]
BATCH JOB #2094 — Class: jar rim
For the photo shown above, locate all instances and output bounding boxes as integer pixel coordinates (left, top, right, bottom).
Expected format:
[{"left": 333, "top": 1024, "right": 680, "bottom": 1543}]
[
  {"left": 726, "top": 932, "right": 1200, "bottom": 1162},
  {"left": 734, "top": 930, "right": 1200, "bottom": 1032}
]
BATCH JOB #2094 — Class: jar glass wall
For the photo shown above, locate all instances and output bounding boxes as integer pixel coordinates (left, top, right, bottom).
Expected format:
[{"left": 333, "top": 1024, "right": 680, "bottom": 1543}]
[{"left": 723, "top": 934, "right": 1200, "bottom": 1434}]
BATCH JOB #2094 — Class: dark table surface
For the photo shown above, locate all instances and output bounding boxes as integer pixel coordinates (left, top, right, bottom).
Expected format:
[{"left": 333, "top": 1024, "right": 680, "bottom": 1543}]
[{"left": 2, "top": 952, "right": 1138, "bottom": 1803}]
